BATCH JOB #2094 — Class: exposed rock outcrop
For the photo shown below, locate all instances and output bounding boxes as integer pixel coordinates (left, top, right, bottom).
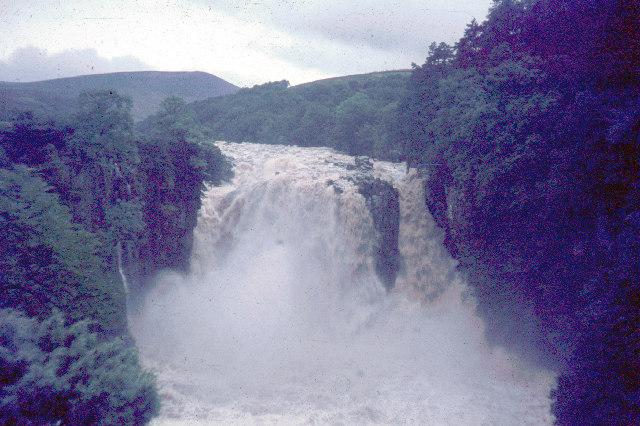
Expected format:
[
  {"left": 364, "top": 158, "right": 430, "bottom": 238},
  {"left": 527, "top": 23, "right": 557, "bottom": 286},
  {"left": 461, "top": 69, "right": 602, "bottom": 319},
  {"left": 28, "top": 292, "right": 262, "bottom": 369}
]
[{"left": 355, "top": 176, "right": 400, "bottom": 290}]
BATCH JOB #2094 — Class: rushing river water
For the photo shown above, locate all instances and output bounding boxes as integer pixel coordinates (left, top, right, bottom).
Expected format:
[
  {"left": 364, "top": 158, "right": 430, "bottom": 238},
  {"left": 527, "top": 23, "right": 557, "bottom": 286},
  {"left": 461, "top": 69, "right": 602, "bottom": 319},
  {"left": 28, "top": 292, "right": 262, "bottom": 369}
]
[{"left": 131, "top": 142, "right": 555, "bottom": 425}]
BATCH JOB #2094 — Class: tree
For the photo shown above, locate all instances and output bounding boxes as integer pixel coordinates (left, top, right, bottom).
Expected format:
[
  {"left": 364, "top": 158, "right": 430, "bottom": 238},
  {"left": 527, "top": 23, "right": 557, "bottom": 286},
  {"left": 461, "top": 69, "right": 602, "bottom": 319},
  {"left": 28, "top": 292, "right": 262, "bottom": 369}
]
[
  {"left": 426, "top": 42, "right": 454, "bottom": 68},
  {"left": 71, "top": 90, "right": 136, "bottom": 162},
  {"left": 291, "top": 104, "right": 333, "bottom": 147},
  {"left": 0, "top": 112, "right": 69, "bottom": 166},
  {"left": 0, "top": 165, "right": 125, "bottom": 334},
  {"left": 0, "top": 309, "right": 159, "bottom": 425},
  {"left": 403, "top": 1, "right": 640, "bottom": 421},
  {"left": 455, "top": 19, "right": 484, "bottom": 68},
  {"left": 333, "top": 93, "right": 377, "bottom": 156},
  {"left": 137, "top": 96, "right": 231, "bottom": 279},
  {"left": 153, "top": 96, "right": 196, "bottom": 145}
]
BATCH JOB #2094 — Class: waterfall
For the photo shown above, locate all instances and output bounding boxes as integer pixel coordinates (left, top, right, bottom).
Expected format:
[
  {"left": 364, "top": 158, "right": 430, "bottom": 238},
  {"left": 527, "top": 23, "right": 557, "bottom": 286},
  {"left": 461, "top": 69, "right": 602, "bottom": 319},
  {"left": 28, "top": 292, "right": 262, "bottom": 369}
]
[
  {"left": 116, "top": 240, "right": 130, "bottom": 295},
  {"left": 131, "top": 142, "right": 554, "bottom": 425}
]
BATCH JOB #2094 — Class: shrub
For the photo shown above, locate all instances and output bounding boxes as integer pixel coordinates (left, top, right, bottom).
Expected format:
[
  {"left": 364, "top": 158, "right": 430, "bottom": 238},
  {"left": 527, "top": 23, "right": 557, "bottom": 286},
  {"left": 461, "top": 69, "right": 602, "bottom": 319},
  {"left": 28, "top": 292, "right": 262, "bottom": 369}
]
[{"left": 0, "top": 309, "right": 159, "bottom": 425}]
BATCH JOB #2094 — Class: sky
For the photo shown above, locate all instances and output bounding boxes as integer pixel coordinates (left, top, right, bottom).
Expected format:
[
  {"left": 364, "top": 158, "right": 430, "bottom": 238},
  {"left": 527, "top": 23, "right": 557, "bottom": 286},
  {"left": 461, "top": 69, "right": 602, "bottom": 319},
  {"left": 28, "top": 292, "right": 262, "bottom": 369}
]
[{"left": 0, "top": 0, "right": 492, "bottom": 87}]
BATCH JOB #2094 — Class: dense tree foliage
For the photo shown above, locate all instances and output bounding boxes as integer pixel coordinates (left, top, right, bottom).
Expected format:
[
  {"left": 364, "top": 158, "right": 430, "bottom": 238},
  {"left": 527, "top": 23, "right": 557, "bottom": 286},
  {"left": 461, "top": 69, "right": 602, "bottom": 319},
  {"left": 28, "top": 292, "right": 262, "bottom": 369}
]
[
  {"left": 172, "top": 72, "right": 409, "bottom": 160},
  {"left": 400, "top": 0, "right": 639, "bottom": 423},
  {"left": 0, "top": 166, "right": 124, "bottom": 334},
  {"left": 0, "top": 309, "right": 159, "bottom": 425},
  {"left": 1, "top": 89, "right": 231, "bottom": 423},
  {"left": 136, "top": 96, "right": 231, "bottom": 279}
]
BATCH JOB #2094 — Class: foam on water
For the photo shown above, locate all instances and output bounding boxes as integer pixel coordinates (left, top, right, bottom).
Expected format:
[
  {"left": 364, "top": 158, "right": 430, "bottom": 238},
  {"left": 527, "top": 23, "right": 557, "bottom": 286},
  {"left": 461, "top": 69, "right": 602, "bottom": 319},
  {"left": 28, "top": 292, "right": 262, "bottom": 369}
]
[{"left": 131, "top": 142, "right": 555, "bottom": 425}]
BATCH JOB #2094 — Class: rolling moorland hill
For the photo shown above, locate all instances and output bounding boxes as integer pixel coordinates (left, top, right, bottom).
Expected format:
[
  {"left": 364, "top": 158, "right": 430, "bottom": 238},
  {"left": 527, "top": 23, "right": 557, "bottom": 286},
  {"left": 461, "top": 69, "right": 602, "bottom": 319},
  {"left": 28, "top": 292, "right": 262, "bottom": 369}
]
[
  {"left": 0, "top": 71, "right": 239, "bottom": 121},
  {"left": 293, "top": 69, "right": 411, "bottom": 88}
]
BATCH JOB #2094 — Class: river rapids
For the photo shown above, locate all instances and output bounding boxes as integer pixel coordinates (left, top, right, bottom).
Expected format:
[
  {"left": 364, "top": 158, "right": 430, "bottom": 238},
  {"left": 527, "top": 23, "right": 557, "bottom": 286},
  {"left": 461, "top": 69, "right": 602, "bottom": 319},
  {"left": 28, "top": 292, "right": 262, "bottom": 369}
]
[{"left": 131, "top": 142, "right": 554, "bottom": 425}]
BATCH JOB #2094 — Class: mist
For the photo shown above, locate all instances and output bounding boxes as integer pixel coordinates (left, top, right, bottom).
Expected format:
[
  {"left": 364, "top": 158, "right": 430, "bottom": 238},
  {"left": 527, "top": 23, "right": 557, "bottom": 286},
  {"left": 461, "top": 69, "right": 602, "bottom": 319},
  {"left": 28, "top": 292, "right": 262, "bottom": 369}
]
[{"left": 130, "top": 142, "right": 553, "bottom": 424}]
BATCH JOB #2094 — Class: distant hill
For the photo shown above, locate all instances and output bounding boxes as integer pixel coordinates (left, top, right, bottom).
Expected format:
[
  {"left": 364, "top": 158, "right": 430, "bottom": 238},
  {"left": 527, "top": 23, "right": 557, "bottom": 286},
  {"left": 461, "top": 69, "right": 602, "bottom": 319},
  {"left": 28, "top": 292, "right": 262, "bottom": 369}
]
[
  {"left": 177, "top": 69, "right": 410, "bottom": 160},
  {"left": 294, "top": 69, "right": 411, "bottom": 88},
  {"left": 0, "top": 71, "right": 239, "bottom": 121}
]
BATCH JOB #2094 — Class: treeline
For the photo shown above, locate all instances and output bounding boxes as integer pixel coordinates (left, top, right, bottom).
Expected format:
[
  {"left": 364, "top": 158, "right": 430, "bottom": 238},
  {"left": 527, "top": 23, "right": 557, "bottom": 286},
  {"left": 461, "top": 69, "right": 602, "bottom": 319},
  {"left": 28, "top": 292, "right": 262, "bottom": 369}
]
[
  {"left": 0, "top": 91, "right": 230, "bottom": 423},
  {"left": 168, "top": 71, "right": 409, "bottom": 161},
  {"left": 399, "top": 0, "right": 639, "bottom": 424}
]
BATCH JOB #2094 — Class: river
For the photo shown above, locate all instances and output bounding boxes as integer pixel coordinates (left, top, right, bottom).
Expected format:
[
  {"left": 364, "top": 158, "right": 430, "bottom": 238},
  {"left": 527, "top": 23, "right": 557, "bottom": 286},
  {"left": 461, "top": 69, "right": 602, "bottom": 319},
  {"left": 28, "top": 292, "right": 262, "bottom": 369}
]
[{"left": 131, "top": 141, "right": 554, "bottom": 425}]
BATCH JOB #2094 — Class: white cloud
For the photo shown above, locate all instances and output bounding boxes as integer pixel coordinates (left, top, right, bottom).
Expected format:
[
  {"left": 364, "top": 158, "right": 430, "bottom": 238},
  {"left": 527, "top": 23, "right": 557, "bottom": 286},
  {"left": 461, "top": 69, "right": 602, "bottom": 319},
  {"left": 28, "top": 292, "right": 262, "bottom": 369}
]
[
  {"left": 188, "top": 0, "right": 490, "bottom": 53},
  {"left": 0, "top": 0, "right": 493, "bottom": 86},
  {"left": 0, "top": 46, "right": 151, "bottom": 82}
]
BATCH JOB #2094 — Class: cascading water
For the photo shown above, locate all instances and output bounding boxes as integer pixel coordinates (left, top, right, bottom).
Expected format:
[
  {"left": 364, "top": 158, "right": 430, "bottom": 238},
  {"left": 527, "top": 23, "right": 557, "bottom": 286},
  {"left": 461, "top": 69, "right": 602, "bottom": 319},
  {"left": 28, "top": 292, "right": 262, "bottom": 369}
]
[{"left": 131, "top": 142, "right": 554, "bottom": 425}]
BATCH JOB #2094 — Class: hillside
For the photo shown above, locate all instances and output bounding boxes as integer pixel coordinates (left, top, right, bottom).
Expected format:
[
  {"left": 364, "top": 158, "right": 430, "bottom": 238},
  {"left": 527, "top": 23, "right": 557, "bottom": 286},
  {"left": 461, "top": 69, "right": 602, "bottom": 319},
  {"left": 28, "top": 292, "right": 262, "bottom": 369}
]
[
  {"left": 0, "top": 71, "right": 239, "bottom": 121},
  {"left": 168, "top": 70, "right": 410, "bottom": 160},
  {"left": 293, "top": 69, "right": 411, "bottom": 88}
]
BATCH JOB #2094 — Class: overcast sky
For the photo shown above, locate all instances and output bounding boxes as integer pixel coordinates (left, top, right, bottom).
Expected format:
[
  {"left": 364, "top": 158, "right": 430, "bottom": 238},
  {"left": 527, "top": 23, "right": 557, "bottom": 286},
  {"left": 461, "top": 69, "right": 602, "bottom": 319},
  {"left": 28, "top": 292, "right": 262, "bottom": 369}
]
[{"left": 0, "top": 0, "right": 492, "bottom": 87}]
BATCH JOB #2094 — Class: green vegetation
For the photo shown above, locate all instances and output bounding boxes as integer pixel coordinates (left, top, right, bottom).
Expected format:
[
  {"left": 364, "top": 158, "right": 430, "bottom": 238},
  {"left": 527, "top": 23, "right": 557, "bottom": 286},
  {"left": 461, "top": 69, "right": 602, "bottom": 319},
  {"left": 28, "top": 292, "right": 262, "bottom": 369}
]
[
  {"left": 1, "top": 1, "right": 637, "bottom": 423},
  {"left": 177, "top": 71, "right": 410, "bottom": 160},
  {"left": 137, "top": 96, "right": 232, "bottom": 276},
  {"left": 0, "top": 166, "right": 124, "bottom": 334},
  {"left": 137, "top": 4, "right": 637, "bottom": 420},
  {"left": 0, "top": 71, "right": 239, "bottom": 121},
  {"left": 1, "top": 87, "right": 231, "bottom": 423},
  {"left": 399, "top": 1, "right": 639, "bottom": 424},
  {"left": 0, "top": 309, "right": 159, "bottom": 425}
]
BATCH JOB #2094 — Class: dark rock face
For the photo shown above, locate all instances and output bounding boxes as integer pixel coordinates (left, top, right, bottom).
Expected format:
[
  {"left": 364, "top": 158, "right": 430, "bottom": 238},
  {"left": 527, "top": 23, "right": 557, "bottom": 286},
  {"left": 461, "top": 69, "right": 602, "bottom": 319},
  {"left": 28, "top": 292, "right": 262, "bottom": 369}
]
[
  {"left": 357, "top": 177, "right": 400, "bottom": 290},
  {"left": 40, "top": 143, "right": 200, "bottom": 295}
]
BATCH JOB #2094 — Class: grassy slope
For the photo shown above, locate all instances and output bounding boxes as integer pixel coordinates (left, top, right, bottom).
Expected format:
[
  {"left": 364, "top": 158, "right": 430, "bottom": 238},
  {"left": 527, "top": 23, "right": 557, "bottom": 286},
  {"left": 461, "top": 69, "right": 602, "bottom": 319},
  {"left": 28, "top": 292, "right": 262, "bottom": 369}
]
[
  {"left": 0, "top": 71, "right": 239, "bottom": 121},
  {"left": 293, "top": 69, "right": 412, "bottom": 88}
]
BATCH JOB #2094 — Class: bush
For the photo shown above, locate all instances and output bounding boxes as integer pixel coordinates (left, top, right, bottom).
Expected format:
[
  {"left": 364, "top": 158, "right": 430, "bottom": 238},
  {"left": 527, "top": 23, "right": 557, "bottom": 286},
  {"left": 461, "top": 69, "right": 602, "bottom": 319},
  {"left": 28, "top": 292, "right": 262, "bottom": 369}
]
[{"left": 0, "top": 309, "right": 159, "bottom": 425}]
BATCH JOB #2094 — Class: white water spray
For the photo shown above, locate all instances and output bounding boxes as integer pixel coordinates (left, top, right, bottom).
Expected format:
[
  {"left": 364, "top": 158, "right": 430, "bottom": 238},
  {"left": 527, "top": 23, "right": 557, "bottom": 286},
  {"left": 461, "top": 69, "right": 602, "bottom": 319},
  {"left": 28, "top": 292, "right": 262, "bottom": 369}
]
[
  {"left": 131, "top": 142, "right": 554, "bottom": 425},
  {"left": 117, "top": 240, "right": 130, "bottom": 295}
]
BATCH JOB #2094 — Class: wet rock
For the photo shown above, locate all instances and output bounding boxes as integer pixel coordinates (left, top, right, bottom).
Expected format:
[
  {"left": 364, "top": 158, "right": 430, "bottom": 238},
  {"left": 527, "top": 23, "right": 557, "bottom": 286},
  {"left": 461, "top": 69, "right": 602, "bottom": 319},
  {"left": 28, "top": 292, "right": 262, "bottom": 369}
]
[{"left": 356, "top": 177, "right": 400, "bottom": 290}]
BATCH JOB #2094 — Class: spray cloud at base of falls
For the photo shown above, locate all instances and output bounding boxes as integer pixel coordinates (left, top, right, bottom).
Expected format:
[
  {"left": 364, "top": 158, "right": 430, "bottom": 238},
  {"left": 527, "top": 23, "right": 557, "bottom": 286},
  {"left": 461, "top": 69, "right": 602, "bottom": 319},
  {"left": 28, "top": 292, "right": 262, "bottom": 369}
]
[{"left": 131, "top": 142, "right": 554, "bottom": 425}]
